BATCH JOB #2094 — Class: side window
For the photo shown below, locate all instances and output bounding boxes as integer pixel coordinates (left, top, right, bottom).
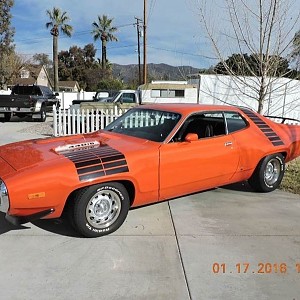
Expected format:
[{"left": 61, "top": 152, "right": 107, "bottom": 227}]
[
  {"left": 174, "top": 111, "right": 226, "bottom": 141},
  {"left": 122, "top": 93, "right": 135, "bottom": 103},
  {"left": 33, "top": 86, "right": 42, "bottom": 96},
  {"left": 40, "top": 86, "right": 54, "bottom": 98},
  {"left": 224, "top": 112, "right": 248, "bottom": 133}
]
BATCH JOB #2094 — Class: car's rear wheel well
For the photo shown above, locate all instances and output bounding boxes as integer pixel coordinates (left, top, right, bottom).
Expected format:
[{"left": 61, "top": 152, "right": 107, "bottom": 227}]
[{"left": 280, "top": 151, "right": 287, "bottom": 160}]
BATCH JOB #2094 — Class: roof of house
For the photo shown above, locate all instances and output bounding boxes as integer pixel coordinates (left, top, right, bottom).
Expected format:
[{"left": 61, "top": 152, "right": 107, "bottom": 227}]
[
  {"left": 59, "top": 81, "right": 80, "bottom": 88},
  {"left": 13, "top": 64, "right": 53, "bottom": 88}
]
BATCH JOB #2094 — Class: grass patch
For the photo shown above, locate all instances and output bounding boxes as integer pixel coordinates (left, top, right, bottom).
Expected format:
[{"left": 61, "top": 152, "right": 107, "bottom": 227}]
[{"left": 281, "top": 158, "right": 300, "bottom": 195}]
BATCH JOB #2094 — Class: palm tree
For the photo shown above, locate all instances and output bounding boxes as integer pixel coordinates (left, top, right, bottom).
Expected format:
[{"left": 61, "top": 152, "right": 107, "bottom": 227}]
[
  {"left": 91, "top": 15, "right": 118, "bottom": 69},
  {"left": 46, "top": 7, "right": 73, "bottom": 92}
]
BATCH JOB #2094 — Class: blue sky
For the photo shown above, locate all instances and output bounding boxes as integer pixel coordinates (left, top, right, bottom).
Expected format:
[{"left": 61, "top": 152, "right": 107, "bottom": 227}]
[
  {"left": 11, "top": 1, "right": 300, "bottom": 69},
  {"left": 11, "top": 0, "right": 213, "bottom": 68}
]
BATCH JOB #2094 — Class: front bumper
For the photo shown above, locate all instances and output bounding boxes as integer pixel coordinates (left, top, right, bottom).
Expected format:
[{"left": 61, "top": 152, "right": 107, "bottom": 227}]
[
  {"left": 5, "top": 208, "right": 55, "bottom": 226},
  {"left": 0, "top": 179, "right": 9, "bottom": 213}
]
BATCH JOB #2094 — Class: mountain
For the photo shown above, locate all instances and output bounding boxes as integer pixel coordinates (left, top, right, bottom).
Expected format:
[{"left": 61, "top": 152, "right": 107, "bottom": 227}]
[{"left": 112, "top": 63, "right": 200, "bottom": 84}]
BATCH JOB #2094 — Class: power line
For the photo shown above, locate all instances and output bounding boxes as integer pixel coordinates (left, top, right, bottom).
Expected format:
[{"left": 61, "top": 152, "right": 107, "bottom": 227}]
[
  {"left": 15, "top": 23, "right": 135, "bottom": 44},
  {"left": 147, "top": 0, "right": 157, "bottom": 25},
  {"left": 147, "top": 45, "right": 217, "bottom": 60}
]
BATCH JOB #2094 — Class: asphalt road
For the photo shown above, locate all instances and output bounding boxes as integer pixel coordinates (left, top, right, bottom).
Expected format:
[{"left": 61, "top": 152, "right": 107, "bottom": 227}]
[{"left": 0, "top": 117, "right": 300, "bottom": 300}]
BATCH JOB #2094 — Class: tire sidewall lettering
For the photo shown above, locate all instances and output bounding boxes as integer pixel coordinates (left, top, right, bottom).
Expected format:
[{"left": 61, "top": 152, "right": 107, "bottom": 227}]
[
  {"left": 85, "top": 223, "right": 110, "bottom": 233},
  {"left": 97, "top": 186, "right": 125, "bottom": 201}
]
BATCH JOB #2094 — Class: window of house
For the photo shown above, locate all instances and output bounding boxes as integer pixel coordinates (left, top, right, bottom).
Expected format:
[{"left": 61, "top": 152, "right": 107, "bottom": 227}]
[
  {"left": 20, "top": 70, "right": 30, "bottom": 79},
  {"left": 175, "top": 90, "right": 184, "bottom": 97},
  {"left": 151, "top": 89, "right": 160, "bottom": 97},
  {"left": 150, "top": 89, "right": 185, "bottom": 98}
]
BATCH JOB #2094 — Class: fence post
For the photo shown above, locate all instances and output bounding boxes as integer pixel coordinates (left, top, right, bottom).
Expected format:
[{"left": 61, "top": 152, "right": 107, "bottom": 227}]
[{"left": 53, "top": 105, "right": 57, "bottom": 136}]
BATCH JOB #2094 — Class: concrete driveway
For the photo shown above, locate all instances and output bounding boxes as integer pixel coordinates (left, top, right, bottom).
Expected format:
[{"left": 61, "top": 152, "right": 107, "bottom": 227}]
[{"left": 0, "top": 117, "right": 300, "bottom": 300}]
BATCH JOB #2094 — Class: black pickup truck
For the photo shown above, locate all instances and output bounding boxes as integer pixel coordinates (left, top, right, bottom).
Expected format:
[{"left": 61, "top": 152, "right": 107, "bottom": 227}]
[{"left": 0, "top": 85, "right": 60, "bottom": 122}]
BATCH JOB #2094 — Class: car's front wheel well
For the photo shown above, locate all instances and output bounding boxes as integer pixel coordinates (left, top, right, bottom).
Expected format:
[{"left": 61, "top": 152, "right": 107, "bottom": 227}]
[
  {"left": 117, "top": 180, "right": 135, "bottom": 206},
  {"left": 63, "top": 180, "right": 136, "bottom": 216}
]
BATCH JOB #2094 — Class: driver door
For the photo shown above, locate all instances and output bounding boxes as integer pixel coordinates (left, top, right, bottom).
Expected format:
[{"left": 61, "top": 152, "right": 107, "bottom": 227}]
[{"left": 159, "top": 112, "right": 240, "bottom": 200}]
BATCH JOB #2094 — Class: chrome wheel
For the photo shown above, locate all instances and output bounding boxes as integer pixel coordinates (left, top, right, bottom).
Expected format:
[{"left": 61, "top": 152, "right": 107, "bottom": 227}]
[
  {"left": 85, "top": 189, "right": 121, "bottom": 229},
  {"left": 264, "top": 158, "right": 281, "bottom": 186},
  {"left": 71, "top": 182, "right": 130, "bottom": 237},
  {"left": 248, "top": 153, "right": 285, "bottom": 193}
]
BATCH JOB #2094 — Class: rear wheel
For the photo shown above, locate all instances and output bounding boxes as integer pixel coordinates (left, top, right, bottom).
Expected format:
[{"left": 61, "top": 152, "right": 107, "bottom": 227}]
[
  {"left": 0, "top": 113, "right": 12, "bottom": 122},
  {"left": 248, "top": 153, "right": 285, "bottom": 192},
  {"left": 70, "top": 182, "right": 130, "bottom": 237},
  {"left": 34, "top": 105, "right": 47, "bottom": 122}
]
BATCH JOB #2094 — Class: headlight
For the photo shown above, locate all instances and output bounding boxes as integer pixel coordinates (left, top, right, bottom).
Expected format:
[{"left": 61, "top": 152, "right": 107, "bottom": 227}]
[{"left": 0, "top": 179, "right": 9, "bottom": 213}]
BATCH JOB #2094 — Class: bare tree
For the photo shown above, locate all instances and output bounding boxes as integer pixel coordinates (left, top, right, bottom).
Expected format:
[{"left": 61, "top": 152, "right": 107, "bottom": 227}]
[
  {"left": 291, "top": 30, "right": 300, "bottom": 68},
  {"left": 196, "top": 0, "right": 300, "bottom": 113},
  {"left": 1, "top": 52, "right": 30, "bottom": 87}
]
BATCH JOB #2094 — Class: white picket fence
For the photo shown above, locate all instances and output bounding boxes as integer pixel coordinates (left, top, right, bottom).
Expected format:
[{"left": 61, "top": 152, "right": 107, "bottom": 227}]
[{"left": 53, "top": 106, "right": 126, "bottom": 136}]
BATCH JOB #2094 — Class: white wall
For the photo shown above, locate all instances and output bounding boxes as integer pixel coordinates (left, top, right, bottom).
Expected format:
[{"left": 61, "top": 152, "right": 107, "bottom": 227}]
[
  {"left": 189, "top": 75, "right": 300, "bottom": 121},
  {"left": 140, "top": 87, "right": 198, "bottom": 104}
]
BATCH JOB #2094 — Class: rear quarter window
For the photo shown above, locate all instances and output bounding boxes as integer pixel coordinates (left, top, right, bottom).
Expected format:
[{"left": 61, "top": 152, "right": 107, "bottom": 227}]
[{"left": 225, "top": 112, "right": 248, "bottom": 133}]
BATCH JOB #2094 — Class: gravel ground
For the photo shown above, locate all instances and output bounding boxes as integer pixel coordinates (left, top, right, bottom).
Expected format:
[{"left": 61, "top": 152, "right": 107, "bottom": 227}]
[{"left": 17, "top": 114, "right": 54, "bottom": 136}]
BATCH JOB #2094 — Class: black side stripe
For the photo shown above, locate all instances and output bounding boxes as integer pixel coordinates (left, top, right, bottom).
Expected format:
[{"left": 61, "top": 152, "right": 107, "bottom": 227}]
[
  {"left": 62, "top": 145, "right": 129, "bottom": 181},
  {"left": 240, "top": 108, "right": 284, "bottom": 146}
]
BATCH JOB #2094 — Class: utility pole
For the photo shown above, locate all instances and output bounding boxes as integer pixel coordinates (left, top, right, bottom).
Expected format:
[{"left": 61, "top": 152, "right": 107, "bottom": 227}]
[
  {"left": 135, "top": 17, "right": 142, "bottom": 86},
  {"left": 143, "top": 0, "right": 147, "bottom": 84}
]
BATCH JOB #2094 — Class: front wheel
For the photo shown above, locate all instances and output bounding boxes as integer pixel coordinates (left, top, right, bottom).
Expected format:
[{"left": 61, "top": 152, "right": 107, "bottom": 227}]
[
  {"left": 248, "top": 153, "right": 285, "bottom": 192},
  {"left": 70, "top": 182, "right": 130, "bottom": 237}
]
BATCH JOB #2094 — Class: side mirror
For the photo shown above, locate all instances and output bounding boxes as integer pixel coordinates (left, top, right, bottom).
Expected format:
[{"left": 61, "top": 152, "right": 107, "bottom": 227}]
[
  {"left": 55, "top": 92, "right": 59, "bottom": 96},
  {"left": 184, "top": 133, "right": 198, "bottom": 142}
]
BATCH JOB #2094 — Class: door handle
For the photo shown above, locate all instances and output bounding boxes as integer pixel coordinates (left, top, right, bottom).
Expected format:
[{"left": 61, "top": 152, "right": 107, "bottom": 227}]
[{"left": 225, "top": 141, "right": 233, "bottom": 147}]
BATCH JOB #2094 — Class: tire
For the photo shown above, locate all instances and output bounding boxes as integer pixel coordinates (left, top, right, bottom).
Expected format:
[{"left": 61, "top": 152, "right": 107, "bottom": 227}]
[
  {"left": 35, "top": 105, "right": 47, "bottom": 122},
  {"left": 70, "top": 182, "right": 130, "bottom": 238},
  {"left": 248, "top": 153, "right": 285, "bottom": 192},
  {"left": 0, "top": 113, "right": 12, "bottom": 122}
]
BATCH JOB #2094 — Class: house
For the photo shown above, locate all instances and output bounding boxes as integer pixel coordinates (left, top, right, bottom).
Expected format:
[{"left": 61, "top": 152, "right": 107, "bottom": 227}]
[
  {"left": 138, "top": 80, "right": 199, "bottom": 103},
  {"left": 12, "top": 65, "right": 80, "bottom": 93},
  {"left": 14, "top": 65, "right": 53, "bottom": 89},
  {"left": 58, "top": 81, "right": 80, "bottom": 92}
]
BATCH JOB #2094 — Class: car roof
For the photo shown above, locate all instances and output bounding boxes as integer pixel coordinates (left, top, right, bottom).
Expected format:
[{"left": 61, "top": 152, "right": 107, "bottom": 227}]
[{"left": 139, "top": 103, "right": 243, "bottom": 115}]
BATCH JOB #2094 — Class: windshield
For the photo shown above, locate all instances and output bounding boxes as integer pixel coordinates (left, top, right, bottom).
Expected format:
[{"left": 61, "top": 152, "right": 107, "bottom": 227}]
[{"left": 104, "top": 108, "right": 181, "bottom": 142}]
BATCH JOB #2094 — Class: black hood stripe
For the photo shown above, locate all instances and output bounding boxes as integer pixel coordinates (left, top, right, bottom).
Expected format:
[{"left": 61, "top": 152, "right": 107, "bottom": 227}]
[
  {"left": 240, "top": 108, "right": 284, "bottom": 146},
  {"left": 61, "top": 145, "right": 129, "bottom": 181}
]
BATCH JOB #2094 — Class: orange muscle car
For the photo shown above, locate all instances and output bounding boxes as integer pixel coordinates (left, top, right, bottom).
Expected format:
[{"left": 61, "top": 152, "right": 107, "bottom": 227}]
[{"left": 1, "top": 104, "right": 300, "bottom": 237}]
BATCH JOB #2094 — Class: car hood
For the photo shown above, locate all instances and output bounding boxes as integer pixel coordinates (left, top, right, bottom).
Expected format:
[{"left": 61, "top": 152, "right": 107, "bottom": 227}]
[{"left": 0, "top": 130, "right": 156, "bottom": 172}]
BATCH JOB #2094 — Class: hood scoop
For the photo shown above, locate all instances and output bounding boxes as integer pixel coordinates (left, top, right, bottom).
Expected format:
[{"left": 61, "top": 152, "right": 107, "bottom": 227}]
[{"left": 54, "top": 141, "right": 101, "bottom": 154}]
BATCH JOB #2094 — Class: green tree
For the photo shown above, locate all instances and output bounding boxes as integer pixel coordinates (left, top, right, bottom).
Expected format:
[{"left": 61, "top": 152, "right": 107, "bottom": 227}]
[
  {"left": 46, "top": 7, "right": 73, "bottom": 92},
  {"left": 97, "top": 78, "right": 124, "bottom": 91},
  {"left": 0, "top": 0, "right": 15, "bottom": 89},
  {"left": 58, "top": 43, "right": 105, "bottom": 90},
  {"left": 214, "top": 53, "right": 292, "bottom": 78},
  {"left": 91, "top": 15, "right": 118, "bottom": 70}
]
